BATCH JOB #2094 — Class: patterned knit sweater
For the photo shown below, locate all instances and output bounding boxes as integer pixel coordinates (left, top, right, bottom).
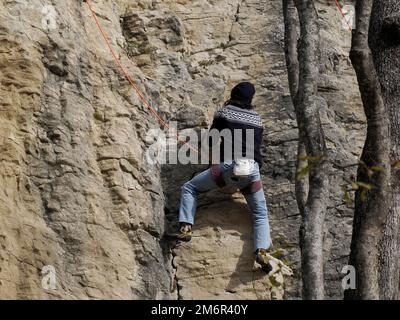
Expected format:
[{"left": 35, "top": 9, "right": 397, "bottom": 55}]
[{"left": 209, "top": 104, "right": 264, "bottom": 167}]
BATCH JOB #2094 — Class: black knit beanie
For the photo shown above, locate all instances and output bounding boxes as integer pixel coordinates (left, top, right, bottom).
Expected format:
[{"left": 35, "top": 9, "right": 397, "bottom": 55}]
[{"left": 230, "top": 82, "right": 256, "bottom": 106}]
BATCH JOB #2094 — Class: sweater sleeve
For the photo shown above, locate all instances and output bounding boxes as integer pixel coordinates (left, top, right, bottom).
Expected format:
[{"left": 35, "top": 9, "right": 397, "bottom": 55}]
[
  {"left": 210, "top": 109, "right": 224, "bottom": 130},
  {"left": 208, "top": 110, "right": 224, "bottom": 148}
]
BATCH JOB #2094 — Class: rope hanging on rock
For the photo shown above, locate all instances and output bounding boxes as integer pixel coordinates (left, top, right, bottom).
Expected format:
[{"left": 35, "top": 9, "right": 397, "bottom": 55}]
[
  {"left": 85, "top": 0, "right": 199, "bottom": 154},
  {"left": 334, "top": 0, "right": 353, "bottom": 32}
]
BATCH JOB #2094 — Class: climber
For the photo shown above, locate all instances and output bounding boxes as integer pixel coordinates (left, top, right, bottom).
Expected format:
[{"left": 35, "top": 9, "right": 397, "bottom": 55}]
[{"left": 166, "top": 82, "right": 273, "bottom": 273}]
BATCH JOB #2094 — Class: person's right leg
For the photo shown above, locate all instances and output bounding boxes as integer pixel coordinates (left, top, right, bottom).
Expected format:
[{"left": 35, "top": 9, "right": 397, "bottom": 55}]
[
  {"left": 243, "top": 187, "right": 273, "bottom": 273},
  {"left": 166, "top": 163, "right": 233, "bottom": 242},
  {"left": 179, "top": 167, "right": 219, "bottom": 226}
]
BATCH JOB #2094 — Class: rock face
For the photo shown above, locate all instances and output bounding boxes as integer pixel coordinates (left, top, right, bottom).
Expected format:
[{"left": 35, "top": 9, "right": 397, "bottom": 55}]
[
  {"left": 174, "top": 195, "right": 291, "bottom": 300},
  {"left": 0, "top": 0, "right": 363, "bottom": 299}
]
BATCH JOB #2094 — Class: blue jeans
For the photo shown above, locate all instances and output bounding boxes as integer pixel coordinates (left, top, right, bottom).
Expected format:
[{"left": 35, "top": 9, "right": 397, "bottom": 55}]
[{"left": 179, "top": 160, "right": 271, "bottom": 250}]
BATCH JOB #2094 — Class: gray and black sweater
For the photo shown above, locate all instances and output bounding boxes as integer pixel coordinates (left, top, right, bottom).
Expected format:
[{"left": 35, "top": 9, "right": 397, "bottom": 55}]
[{"left": 209, "top": 104, "right": 264, "bottom": 168}]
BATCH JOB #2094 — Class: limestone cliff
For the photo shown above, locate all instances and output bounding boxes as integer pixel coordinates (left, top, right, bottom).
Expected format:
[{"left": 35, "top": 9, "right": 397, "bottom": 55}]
[{"left": 0, "top": 0, "right": 363, "bottom": 299}]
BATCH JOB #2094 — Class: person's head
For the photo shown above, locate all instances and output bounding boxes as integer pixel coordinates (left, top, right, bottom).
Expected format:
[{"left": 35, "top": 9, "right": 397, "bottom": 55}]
[{"left": 225, "top": 82, "right": 256, "bottom": 109}]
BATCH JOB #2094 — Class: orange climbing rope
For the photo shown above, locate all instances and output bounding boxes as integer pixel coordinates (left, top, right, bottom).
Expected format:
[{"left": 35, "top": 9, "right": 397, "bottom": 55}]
[
  {"left": 85, "top": 0, "right": 199, "bottom": 154},
  {"left": 334, "top": 0, "right": 353, "bottom": 32}
]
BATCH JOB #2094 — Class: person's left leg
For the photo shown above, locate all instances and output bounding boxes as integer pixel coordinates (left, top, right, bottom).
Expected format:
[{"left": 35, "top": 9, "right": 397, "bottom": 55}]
[
  {"left": 244, "top": 188, "right": 271, "bottom": 251},
  {"left": 243, "top": 187, "right": 273, "bottom": 273}
]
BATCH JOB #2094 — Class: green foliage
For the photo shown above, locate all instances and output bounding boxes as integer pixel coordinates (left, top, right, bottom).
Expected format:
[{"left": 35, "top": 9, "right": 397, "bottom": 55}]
[
  {"left": 282, "top": 258, "right": 295, "bottom": 270},
  {"left": 296, "top": 165, "right": 311, "bottom": 180},
  {"left": 342, "top": 185, "right": 353, "bottom": 207},
  {"left": 370, "top": 165, "right": 385, "bottom": 172},
  {"left": 296, "top": 154, "right": 325, "bottom": 181},
  {"left": 342, "top": 181, "right": 376, "bottom": 207},
  {"left": 353, "top": 181, "right": 376, "bottom": 190},
  {"left": 358, "top": 160, "right": 385, "bottom": 178},
  {"left": 270, "top": 248, "right": 285, "bottom": 259},
  {"left": 360, "top": 189, "right": 367, "bottom": 202},
  {"left": 341, "top": 160, "right": 387, "bottom": 207}
]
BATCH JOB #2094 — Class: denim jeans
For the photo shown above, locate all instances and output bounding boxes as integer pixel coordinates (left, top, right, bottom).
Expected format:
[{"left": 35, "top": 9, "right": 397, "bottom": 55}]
[{"left": 179, "top": 160, "right": 271, "bottom": 250}]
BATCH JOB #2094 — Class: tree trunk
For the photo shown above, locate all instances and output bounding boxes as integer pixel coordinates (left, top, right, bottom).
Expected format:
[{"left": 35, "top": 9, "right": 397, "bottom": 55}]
[
  {"left": 369, "top": 0, "right": 400, "bottom": 300},
  {"left": 283, "top": 0, "right": 329, "bottom": 299},
  {"left": 282, "top": 0, "right": 308, "bottom": 216},
  {"left": 345, "top": 0, "right": 391, "bottom": 300}
]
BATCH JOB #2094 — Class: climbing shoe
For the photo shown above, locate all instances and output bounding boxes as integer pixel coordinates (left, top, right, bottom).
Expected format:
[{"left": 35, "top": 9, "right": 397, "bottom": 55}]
[
  {"left": 164, "top": 223, "right": 192, "bottom": 242},
  {"left": 256, "top": 249, "right": 273, "bottom": 274}
]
